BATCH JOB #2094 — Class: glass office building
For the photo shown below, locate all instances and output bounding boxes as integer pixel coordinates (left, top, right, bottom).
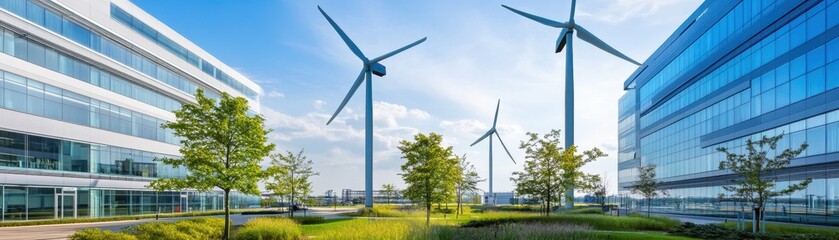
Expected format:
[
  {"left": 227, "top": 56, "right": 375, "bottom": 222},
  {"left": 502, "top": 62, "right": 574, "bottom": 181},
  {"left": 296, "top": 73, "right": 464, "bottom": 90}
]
[
  {"left": 619, "top": 0, "right": 839, "bottom": 225},
  {"left": 0, "top": 0, "right": 262, "bottom": 221}
]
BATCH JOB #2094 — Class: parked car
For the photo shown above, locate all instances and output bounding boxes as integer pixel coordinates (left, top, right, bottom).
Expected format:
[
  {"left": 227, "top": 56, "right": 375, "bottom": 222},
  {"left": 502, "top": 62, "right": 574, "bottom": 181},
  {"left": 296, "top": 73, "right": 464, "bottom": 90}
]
[{"left": 291, "top": 203, "right": 308, "bottom": 211}]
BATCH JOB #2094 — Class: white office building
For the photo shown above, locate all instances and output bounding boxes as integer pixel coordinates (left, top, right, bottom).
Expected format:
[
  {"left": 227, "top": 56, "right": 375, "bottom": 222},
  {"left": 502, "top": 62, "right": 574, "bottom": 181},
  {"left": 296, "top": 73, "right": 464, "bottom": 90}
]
[{"left": 0, "top": 0, "right": 262, "bottom": 221}]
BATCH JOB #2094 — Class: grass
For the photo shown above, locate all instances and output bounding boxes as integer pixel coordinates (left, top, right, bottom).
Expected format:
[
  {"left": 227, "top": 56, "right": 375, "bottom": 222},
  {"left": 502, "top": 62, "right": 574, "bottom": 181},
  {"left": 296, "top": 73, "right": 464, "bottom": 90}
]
[
  {"left": 301, "top": 218, "right": 693, "bottom": 240},
  {"left": 462, "top": 214, "right": 681, "bottom": 231},
  {"left": 298, "top": 205, "right": 693, "bottom": 239},
  {"left": 591, "top": 231, "right": 698, "bottom": 240},
  {"left": 719, "top": 221, "right": 839, "bottom": 238},
  {"left": 233, "top": 217, "right": 302, "bottom": 240},
  {"left": 0, "top": 209, "right": 262, "bottom": 228}
]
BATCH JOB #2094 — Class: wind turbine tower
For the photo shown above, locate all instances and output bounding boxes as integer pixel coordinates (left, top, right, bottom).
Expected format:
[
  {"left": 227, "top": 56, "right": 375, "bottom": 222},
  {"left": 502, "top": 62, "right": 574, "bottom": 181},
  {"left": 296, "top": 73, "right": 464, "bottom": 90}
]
[
  {"left": 502, "top": 0, "right": 641, "bottom": 208},
  {"left": 318, "top": 6, "right": 427, "bottom": 208}
]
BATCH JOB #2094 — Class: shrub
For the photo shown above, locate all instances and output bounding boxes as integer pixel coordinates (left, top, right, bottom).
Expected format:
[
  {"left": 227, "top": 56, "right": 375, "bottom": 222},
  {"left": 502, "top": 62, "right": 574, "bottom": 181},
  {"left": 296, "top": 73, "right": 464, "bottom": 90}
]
[
  {"left": 345, "top": 205, "right": 411, "bottom": 217},
  {"left": 128, "top": 217, "right": 224, "bottom": 240},
  {"left": 462, "top": 214, "right": 680, "bottom": 231},
  {"left": 429, "top": 223, "right": 595, "bottom": 240},
  {"left": 290, "top": 216, "right": 325, "bottom": 225},
  {"left": 671, "top": 222, "right": 838, "bottom": 240},
  {"left": 234, "top": 217, "right": 302, "bottom": 240},
  {"left": 316, "top": 219, "right": 420, "bottom": 239},
  {"left": 562, "top": 207, "right": 603, "bottom": 215},
  {"left": 68, "top": 228, "right": 137, "bottom": 240}
]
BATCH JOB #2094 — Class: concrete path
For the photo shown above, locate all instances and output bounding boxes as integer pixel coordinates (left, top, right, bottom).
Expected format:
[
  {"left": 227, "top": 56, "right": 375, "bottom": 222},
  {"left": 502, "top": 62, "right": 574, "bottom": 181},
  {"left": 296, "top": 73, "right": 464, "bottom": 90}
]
[{"left": 0, "top": 207, "right": 357, "bottom": 240}]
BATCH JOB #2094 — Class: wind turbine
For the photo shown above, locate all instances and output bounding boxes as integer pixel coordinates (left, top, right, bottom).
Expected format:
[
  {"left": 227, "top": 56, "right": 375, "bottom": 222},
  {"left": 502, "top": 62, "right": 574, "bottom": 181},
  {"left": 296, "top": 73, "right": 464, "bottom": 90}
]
[
  {"left": 502, "top": 0, "right": 641, "bottom": 208},
  {"left": 470, "top": 99, "right": 516, "bottom": 206},
  {"left": 318, "top": 6, "right": 427, "bottom": 208}
]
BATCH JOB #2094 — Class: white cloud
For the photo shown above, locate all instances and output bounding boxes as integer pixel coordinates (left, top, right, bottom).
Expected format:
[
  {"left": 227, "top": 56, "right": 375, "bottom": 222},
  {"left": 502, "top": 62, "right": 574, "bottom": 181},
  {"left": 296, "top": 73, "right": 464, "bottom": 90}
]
[
  {"left": 266, "top": 90, "right": 285, "bottom": 98},
  {"left": 373, "top": 101, "right": 431, "bottom": 128},
  {"left": 576, "top": 0, "right": 697, "bottom": 23},
  {"left": 313, "top": 100, "right": 326, "bottom": 111}
]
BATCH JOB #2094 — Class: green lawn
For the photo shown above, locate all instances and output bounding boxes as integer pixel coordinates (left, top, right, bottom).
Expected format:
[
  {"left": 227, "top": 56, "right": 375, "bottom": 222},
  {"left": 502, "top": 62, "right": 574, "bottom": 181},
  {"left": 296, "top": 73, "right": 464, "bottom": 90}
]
[{"left": 300, "top": 205, "right": 695, "bottom": 240}]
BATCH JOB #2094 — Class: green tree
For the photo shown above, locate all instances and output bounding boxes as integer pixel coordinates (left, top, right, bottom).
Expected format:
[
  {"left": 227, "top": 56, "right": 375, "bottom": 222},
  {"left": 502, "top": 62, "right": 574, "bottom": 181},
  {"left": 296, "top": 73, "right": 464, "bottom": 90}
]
[
  {"left": 149, "top": 89, "right": 274, "bottom": 240},
  {"left": 560, "top": 145, "right": 606, "bottom": 206},
  {"left": 584, "top": 174, "right": 608, "bottom": 210},
  {"left": 512, "top": 130, "right": 605, "bottom": 215},
  {"left": 454, "top": 154, "right": 482, "bottom": 218},
  {"left": 398, "top": 132, "right": 459, "bottom": 226},
  {"left": 381, "top": 184, "right": 398, "bottom": 204},
  {"left": 630, "top": 163, "right": 667, "bottom": 217},
  {"left": 717, "top": 134, "right": 810, "bottom": 233},
  {"left": 265, "top": 149, "right": 319, "bottom": 217}
]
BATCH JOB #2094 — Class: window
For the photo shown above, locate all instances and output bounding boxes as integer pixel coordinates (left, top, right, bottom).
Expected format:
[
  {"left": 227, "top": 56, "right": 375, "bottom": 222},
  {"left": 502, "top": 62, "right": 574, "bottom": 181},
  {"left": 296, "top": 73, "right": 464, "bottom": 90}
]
[
  {"left": 828, "top": 122, "right": 839, "bottom": 152},
  {"left": 62, "top": 141, "right": 90, "bottom": 172},
  {"left": 3, "top": 72, "right": 26, "bottom": 112},
  {"left": 807, "top": 67, "right": 825, "bottom": 97},
  {"left": 3, "top": 187, "right": 26, "bottom": 221},
  {"left": 27, "top": 188, "right": 54, "bottom": 220},
  {"left": 776, "top": 82, "right": 790, "bottom": 107},
  {"left": 28, "top": 135, "right": 60, "bottom": 170},
  {"left": 790, "top": 76, "right": 806, "bottom": 103},
  {"left": 26, "top": 80, "right": 44, "bottom": 116},
  {"left": 807, "top": 126, "right": 826, "bottom": 155},
  {"left": 828, "top": 61, "right": 839, "bottom": 90},
  {"left": 806, "top": 10, "right": 826, "bottom": 40},
  {"left": 807, "top": 46, "right": 826, "bottom": 72},
  {"left": 26, "top": 40, "right": 45, "bottom": 67}
]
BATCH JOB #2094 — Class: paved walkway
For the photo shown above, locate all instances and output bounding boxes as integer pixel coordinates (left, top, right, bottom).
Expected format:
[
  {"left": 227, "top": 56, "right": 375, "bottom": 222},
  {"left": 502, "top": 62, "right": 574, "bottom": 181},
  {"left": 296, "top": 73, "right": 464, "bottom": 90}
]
[{"left": 0, "top": 207, "right": 356, "bottom": 240}]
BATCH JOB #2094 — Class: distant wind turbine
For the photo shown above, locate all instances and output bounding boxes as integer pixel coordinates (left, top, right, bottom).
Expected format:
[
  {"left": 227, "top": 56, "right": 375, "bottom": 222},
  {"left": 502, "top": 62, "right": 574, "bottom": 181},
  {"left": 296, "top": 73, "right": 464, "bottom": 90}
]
[
  {"left": 470, "top": 99, "right": 516, "bottom": 206},
  {"left": 502, "top": 0, "right": 641, "bottom": 208},
  {"left": 318, "top": 6, "right": 427, "bottom": 208}
]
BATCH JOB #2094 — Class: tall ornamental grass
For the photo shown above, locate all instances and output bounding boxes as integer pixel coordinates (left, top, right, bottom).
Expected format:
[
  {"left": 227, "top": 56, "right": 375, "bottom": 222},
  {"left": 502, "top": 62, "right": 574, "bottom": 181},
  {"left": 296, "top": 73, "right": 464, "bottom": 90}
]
[{"left": 233, "top": 217, "right": 302, "bottom": 240}]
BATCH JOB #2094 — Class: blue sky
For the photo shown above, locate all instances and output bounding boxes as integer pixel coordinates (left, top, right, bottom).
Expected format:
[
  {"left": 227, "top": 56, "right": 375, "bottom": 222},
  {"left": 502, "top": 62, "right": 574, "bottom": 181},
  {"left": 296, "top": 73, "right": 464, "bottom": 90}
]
[{"left": 133, "top": 0, "right": 702, "bottom": 195}]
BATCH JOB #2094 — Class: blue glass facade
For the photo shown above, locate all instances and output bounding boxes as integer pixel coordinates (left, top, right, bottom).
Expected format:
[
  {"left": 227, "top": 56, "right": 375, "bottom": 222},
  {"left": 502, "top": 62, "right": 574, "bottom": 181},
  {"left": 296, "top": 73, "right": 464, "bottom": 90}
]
[{"left": 619, "top": 0, "right": 839, "bottom": 226}]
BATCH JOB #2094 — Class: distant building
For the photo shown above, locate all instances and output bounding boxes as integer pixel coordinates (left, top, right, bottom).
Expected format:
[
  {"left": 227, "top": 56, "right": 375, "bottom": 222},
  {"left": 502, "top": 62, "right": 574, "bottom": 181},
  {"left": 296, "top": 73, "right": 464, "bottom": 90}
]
[
  {"left": 341, "top": 189, "right": 411, "bottom": 205},
  {"left": 482, "top": 192, "right": 525, "bottom": 205}
]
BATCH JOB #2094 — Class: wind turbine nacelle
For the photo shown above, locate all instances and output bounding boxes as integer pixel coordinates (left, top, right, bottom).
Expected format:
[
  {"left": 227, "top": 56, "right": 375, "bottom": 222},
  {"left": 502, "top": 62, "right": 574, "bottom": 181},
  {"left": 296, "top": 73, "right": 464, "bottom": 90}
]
[{"left": 370, "top": 62, "right": 386, "bottom": 77}]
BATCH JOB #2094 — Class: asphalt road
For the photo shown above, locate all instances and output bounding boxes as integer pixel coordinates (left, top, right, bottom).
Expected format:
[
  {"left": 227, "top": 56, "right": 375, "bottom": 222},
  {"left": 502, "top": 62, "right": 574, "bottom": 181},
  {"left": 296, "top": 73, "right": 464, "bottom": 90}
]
[{"left": 0, "top": 207, "right": 357, "bottom": 240}]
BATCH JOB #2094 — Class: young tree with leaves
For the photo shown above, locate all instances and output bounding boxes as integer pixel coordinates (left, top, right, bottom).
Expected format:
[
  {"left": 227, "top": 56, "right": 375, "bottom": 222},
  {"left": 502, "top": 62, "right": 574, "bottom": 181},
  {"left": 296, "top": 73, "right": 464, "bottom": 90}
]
[
  {"left": 512, "top": 130, "right": 606, "bottom": 215},
  {"left": 584, "top": 174, "right": 608, "bottom": 210},
  {"left": 149, "top": 89, "right": 274, "bottom": 240},
  {"left": 381, "top": 183, "right": 398, "bottom": 204},
  {"left": 717, "top": 134, "right": 810, "bottom": 233},
  {"left": 560, "top": 145, "right": 607, "bottom": 207},
  {"left": 398, "top": 132, "right": 459, "bottom": 226},
  {"left": 265, "top": 149, "right": 319, "bottom": 217},
  {"left": 455, "top": 154, "right": 483, "bottom": 218},
  {"left": 630, "top": 163, "right": 667, "bottom": 217}
]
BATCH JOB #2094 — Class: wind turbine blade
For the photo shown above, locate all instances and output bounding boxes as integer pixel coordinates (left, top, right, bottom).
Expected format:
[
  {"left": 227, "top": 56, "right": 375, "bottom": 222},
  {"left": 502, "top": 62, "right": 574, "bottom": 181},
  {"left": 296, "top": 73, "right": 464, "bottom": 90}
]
[
  {"left": 574, "top": 24, "right": 641, "bottom": 65},
  {"left": 501, "top": 5, "right": 569, "bottom": 28},
  {"left": 556, "top": 28, "right": 569, "bottom": 53},
  {"left": 492, "top": 99, "right": 500, "bottom": 128},
  {"left": 370, "top": 37, "right": 427, "bottom": 63},
  {"left": 495, "top": 132, "right": 517, "bottom": 164},
  {"left": 569, "top": 0, "right": 577, "bottom": 21},
  {"left": 318, "top": 6, "right": 368, "bottom": 62},
  {"left": 326, "top": 68, "right": 367, "bottom": 125},
  {"left": 470, "top": 129, "right": 494, "bottom": 147}
]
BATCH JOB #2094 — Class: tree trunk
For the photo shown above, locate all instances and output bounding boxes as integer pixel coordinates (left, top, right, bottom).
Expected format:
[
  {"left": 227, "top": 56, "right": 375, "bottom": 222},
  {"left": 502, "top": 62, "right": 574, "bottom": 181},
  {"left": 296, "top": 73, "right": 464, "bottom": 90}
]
[
  {"left": 223, "top": 189, "right": 231, "bottom": 240},
  {"left": 647, "top": 198, "right": 651, "bottom": 218},
  {"left": 546, "top": 199, "right": 551, "bottom": 216},
  {"left": 753, "top": 207, "right": 762, "bottom": 233},
  {"left": 426, "top": 203, "right": 431, "bottom": 227},
  {"left": 290, "top": 192, "right": 295, "bottom": 218}
]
